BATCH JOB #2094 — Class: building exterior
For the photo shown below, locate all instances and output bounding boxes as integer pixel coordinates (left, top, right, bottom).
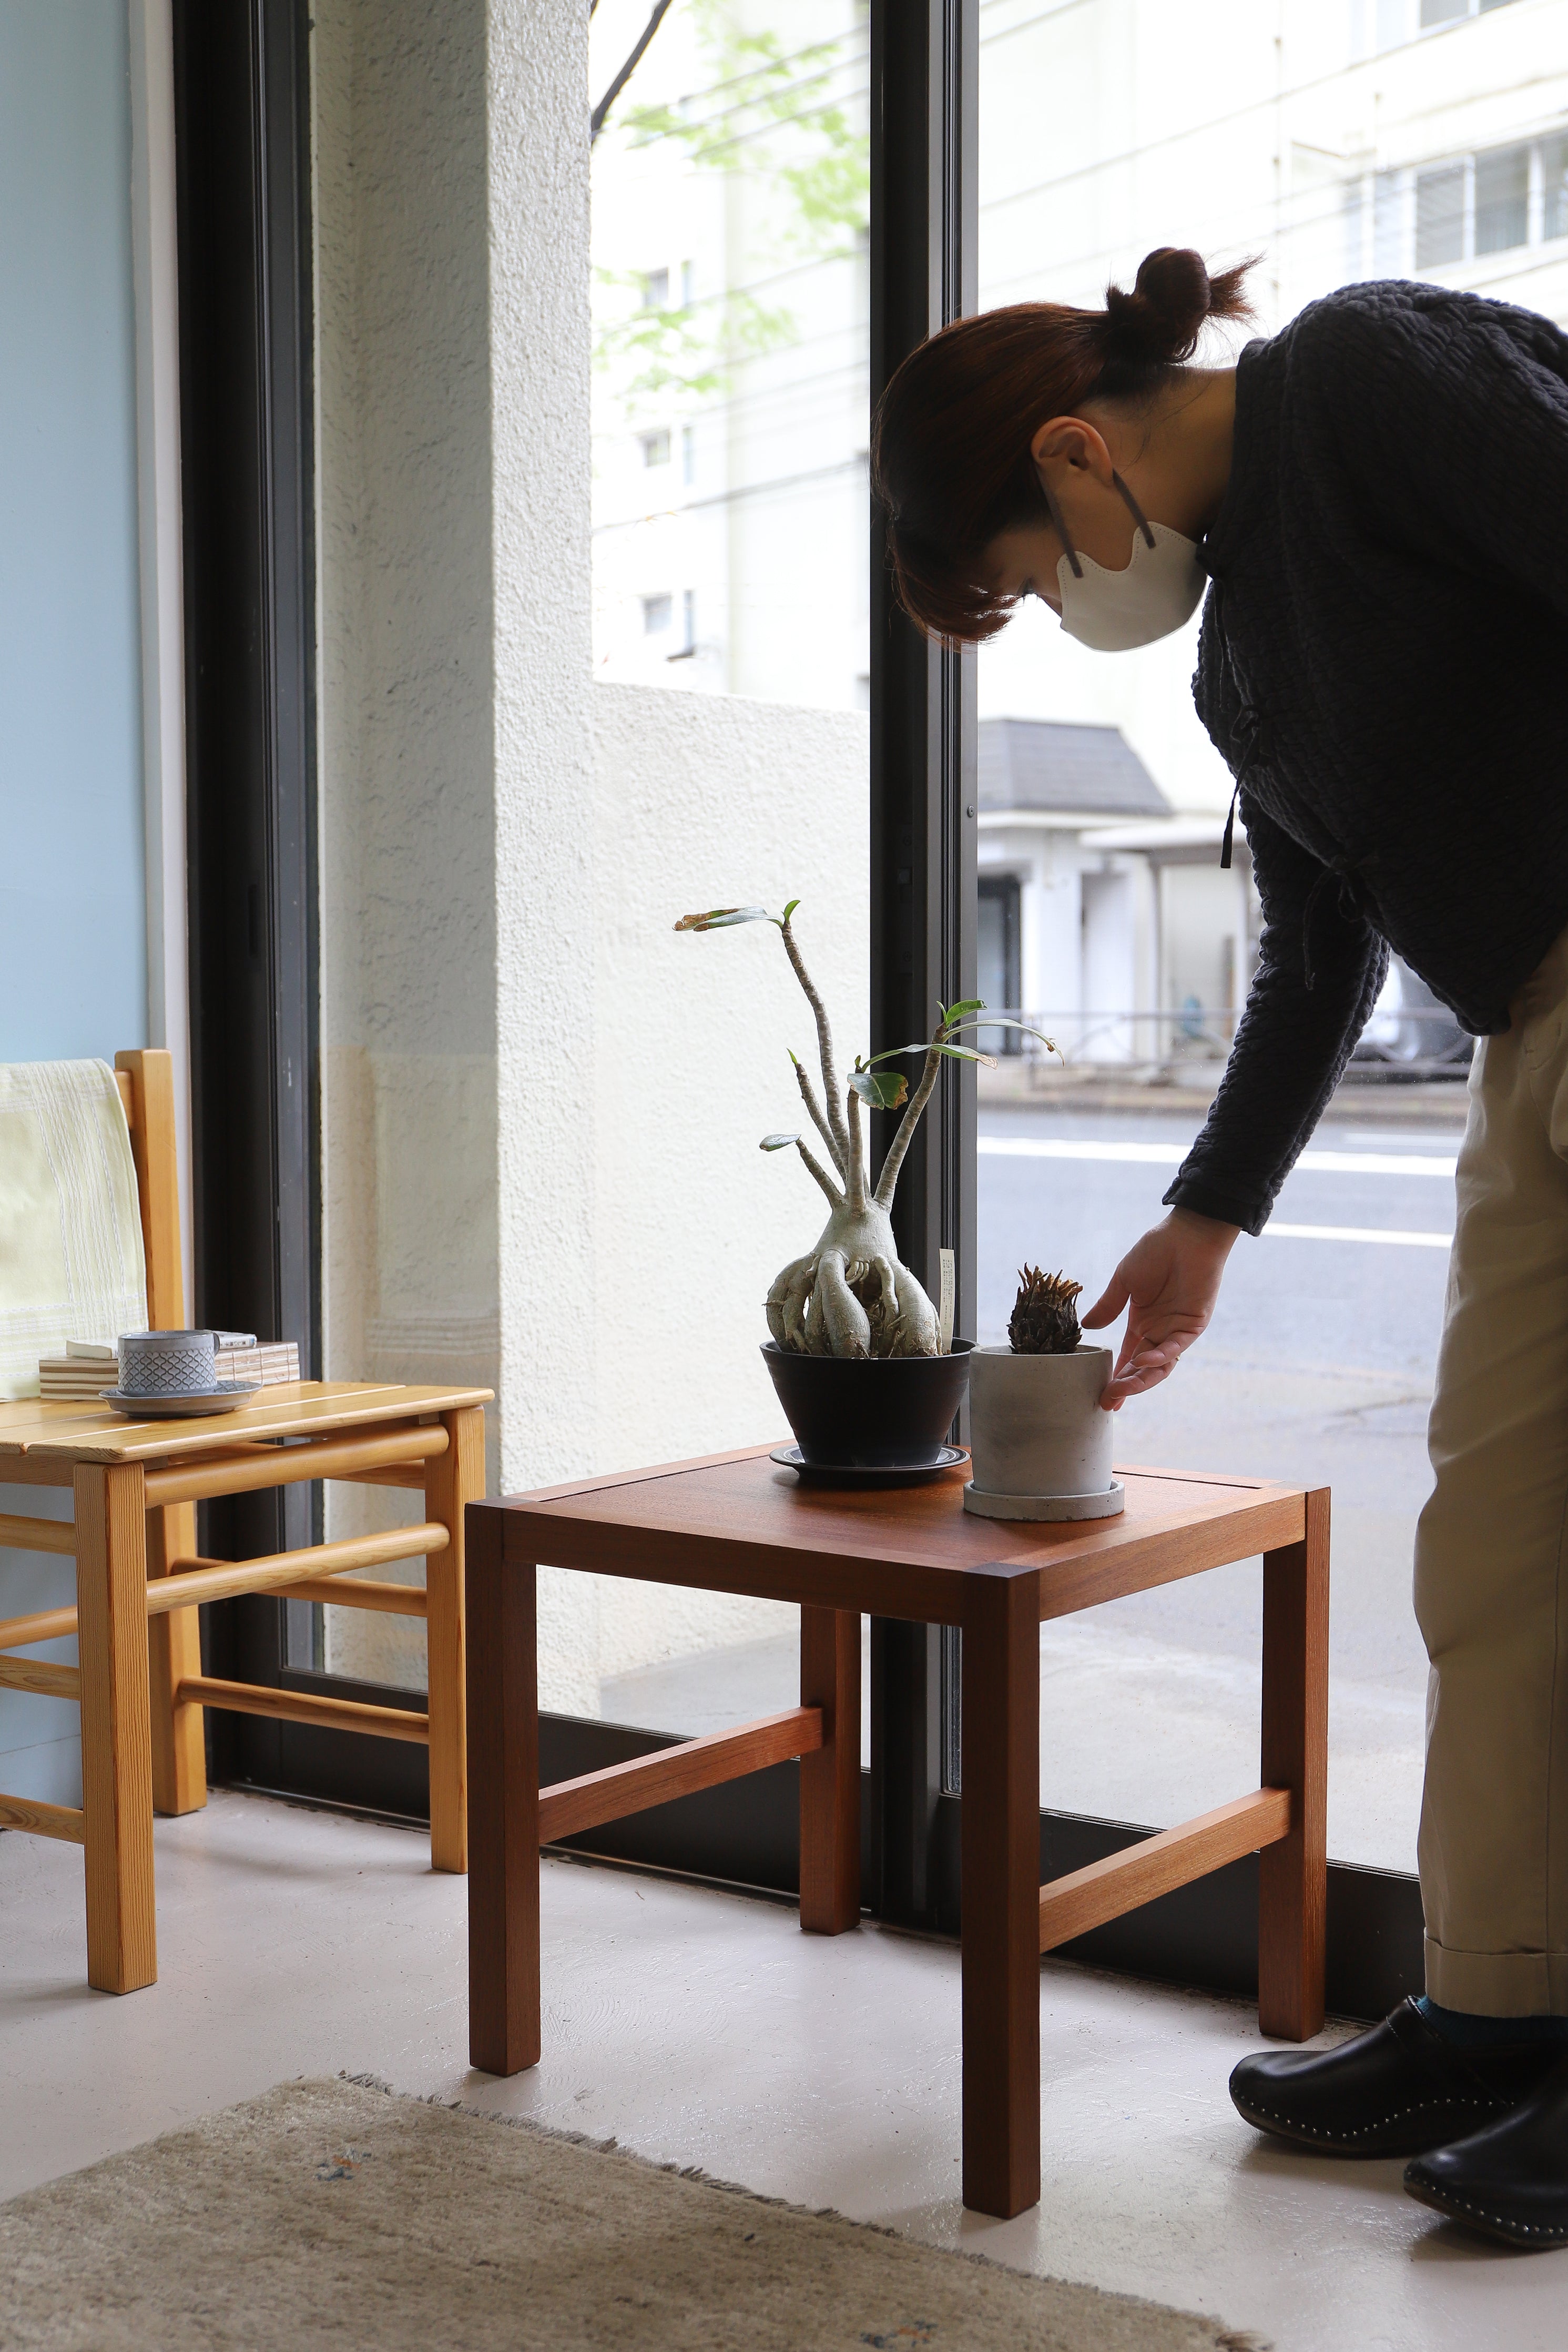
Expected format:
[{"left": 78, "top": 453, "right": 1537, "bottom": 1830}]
[
  {"left": 587, "top": 0, "right": 1563, "bottom": 1084},
  {"left": 976, "top": 720, "right": 1257, "bottom": 1066}
]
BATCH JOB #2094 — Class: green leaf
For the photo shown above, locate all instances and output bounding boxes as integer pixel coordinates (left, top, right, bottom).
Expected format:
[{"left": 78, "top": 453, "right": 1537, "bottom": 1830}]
[
  {"left": 759, "top": 1132, "right": 800, "bottom": 1152},
  {"left": 674, "top": 905, "right": 771, "bottom": 932},
  {"left": 943, "top": 998, "right": 986, "bottom": 1022},
  {"left": 782, "top": 898, "right": 801, "bottom": 922},
  {"left": 848, "top": 1069, "right": 909, "bottom": 1111}
]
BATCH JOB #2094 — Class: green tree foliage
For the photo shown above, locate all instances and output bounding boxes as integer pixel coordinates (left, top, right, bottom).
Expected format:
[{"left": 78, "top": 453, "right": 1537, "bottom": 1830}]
[{"left": 593, "top": 1, "right": 869, "bottom": 411}]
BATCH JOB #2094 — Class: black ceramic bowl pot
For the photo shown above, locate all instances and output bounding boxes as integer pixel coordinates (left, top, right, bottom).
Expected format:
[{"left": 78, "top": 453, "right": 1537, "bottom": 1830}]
[{"left": 762, "top": 1339, "right": 974, "bottom": 1469}]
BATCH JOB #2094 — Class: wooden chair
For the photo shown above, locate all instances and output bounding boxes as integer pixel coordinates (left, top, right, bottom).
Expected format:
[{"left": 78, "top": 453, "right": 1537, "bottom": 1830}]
[{"left": 0, "top": 1050, "right": 485, "bottom": 1971}]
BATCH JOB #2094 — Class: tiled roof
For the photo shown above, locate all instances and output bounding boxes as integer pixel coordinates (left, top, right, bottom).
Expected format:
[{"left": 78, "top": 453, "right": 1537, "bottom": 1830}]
[{"left": 977, "top": 718, "right": 1172, "bottom": 818}]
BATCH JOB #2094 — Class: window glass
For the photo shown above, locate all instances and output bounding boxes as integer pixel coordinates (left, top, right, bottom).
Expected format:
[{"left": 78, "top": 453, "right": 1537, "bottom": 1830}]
[
  {"left": 1473, "top": 144, "right": 1528, "bottom": 257},
  {"left": 976, "top": 0, "right": 1561, "bottom": 1871},
  {"left": 589, "top": 0, "right": 869, "bottom": 711},
  {"left": 1546, "top": 136, "right": 1568, "bottom": 241},
  {"left": 1416, "top": 164, "right": 1466, "bottom": 269},
  {"left": 317, "top": 4, "right": 872, "bottom": 1745}
]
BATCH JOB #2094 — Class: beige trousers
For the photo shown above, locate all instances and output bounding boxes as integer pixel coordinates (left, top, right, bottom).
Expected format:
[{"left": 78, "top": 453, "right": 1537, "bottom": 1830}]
[{"left": 1417, "top": 924, "right": 1568, "bottom": 2014}]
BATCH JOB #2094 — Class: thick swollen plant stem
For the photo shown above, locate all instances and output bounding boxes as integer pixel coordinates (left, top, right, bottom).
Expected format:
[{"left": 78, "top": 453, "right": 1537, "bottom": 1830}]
[
  {"left": 677, "top": 898, "right": 974, "bottom": 1360},
  {"left": 766, "top": 1199, "right": 939, "bottom": 1360}
]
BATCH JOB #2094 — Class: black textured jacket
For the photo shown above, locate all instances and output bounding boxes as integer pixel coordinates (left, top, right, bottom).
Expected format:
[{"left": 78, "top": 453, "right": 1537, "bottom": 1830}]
[{"left": 1164, "top": 278, "right": 1568, "bottom": 1236}]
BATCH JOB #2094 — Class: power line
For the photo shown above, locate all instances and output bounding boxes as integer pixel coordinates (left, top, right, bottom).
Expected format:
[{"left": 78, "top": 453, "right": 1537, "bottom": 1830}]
[
  {"left": 590, "top": 453, "right": 866, "bottom": 535},
  {"left": 980, "top": 65, "right": 1567, "bottom": 217},
  {"left": 623, "top": 36, "right": 869, "bottom": 144},
  {"left": 619, "top": 16, "right": 868, "bottom": 118}
]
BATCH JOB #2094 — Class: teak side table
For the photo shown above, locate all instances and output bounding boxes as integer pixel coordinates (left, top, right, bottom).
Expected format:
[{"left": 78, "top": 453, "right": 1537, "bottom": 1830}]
[{"left": 465, "top": 1446, "right": 1328, "bottom": 2219}]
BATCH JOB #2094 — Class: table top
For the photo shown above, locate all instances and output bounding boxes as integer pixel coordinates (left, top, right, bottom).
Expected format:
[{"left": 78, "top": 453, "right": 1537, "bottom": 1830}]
[
  {"left": 0, "top": 1380, "right": 493, "bottom": 1465},
  {"left": 479, "top": 1445, "right": 1312, "bottom": 1626}
]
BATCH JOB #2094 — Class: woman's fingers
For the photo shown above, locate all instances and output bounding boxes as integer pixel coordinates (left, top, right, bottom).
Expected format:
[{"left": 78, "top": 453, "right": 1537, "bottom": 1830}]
[
  {"left": 1101, "top": 1325, "right": 1198, "bottom": 1408},
  {"left": 1082, "top": 1267, "right": 1130, "bottom": 1330}
]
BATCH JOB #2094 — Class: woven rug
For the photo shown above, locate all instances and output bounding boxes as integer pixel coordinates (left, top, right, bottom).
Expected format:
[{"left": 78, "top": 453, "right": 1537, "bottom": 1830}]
[{"left": 0, "top": 2076, "right": 1262, "bottom": 2350}]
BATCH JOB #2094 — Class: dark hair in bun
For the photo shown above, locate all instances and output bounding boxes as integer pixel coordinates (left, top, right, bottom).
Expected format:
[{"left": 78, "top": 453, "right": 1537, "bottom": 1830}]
[
  {"left": 1102, "top": 246, "right": 1251, "bottom": 371},
  {"left": 871, "top": 246, "right": 1258, "bottom": 641}
]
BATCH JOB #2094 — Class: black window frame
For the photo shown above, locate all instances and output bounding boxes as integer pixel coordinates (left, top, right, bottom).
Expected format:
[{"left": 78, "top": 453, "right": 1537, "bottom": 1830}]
[{"left": 178, "top": 0, "right": 1421, "bottom": 2020}]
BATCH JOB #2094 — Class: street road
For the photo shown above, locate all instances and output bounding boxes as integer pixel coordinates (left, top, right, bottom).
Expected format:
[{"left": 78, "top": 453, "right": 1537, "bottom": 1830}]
[{"left": 980, "top": 1101, "right": 1461, "bottom": 1871}]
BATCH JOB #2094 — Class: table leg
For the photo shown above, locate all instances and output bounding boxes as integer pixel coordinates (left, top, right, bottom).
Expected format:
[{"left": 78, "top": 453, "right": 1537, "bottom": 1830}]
[
  {"left": 960, "top": 1570, "right": 1041, "bottom": 2218},
  {"left": 1259, "top": 1487, "right": 1329, "bottom": 2040},
  {"left": 147, "top": 1501, "right": 206, "bottom": 1816},
  {"left": 799, "top": 1606, "right": 860, "bottom": 1933},
  {"left": 425, "top": 1404, "right": 484, "bottom": 1873},
  {"left": 466, "top": 1510, "right": 538, "bottom": 2074},
  {"left": 75, "top": 1463, "right": 157, "bottom": 1994}
]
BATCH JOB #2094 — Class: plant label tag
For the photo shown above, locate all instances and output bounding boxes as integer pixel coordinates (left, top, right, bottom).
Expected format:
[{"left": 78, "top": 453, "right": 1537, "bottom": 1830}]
[{"left": 939, "top": 1248, "right": 955, "bottom": 1355}]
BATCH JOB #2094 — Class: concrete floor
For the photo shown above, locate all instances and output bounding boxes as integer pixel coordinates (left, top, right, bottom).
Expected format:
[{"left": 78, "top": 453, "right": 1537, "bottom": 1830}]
[{"left": 3, "top": 1789, "right": 1563, "bottom": 2349}]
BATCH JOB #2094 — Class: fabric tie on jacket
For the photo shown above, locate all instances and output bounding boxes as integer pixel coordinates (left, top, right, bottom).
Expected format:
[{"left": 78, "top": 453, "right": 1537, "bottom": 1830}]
[{"left": 1301, "top": 853, "right": 1375, "bottom": 991}]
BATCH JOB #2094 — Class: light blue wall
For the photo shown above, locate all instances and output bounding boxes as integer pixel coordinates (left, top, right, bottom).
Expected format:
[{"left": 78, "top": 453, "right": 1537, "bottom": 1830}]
[
  {"left": 2, "top": 4, "right": 148, "bottom": 1807},
  {"left": 0, "top": 2, "right": 146, "bottom": 1061}
]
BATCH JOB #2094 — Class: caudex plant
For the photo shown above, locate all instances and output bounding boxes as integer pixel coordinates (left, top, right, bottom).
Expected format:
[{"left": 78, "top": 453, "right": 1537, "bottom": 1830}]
[
  {"left": 676, "top": 900, "right": 1051, "bottom": 1359},
  {"left": 1009, "top": 1265, "right": 1084, "bottom": 1355}
]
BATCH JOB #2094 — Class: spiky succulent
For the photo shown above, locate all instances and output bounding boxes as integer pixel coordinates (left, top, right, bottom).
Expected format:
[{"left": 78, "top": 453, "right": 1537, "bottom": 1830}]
[{"left": 1009, "top": 1265, "right": 1083, "bottom": 1356}]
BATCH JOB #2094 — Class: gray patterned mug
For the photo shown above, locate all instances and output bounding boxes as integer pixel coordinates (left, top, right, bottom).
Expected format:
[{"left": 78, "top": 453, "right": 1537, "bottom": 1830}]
[{"left": 116, "top": 1329, "right": 256, "bottom": 1398}]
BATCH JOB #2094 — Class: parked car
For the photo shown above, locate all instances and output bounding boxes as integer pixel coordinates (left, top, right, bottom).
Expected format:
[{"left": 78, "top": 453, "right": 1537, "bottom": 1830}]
[{"left": 1355, "top": 956, "right": 1473, "bottom": 1072}]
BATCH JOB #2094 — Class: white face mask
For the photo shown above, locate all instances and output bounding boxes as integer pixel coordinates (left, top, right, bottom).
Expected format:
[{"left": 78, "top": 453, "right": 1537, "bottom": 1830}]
[{"left": 1042, "top": 470, "right": 1206, "bottom": 652}]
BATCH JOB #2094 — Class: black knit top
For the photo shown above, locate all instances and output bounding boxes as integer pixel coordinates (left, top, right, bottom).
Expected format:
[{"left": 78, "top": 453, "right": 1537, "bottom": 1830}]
[{"left": 1163, "top": 278, "right": 1568, "bottom": 1236}]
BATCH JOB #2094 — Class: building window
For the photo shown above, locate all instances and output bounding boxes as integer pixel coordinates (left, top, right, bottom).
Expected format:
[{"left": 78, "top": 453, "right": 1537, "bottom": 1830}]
[
  {"left": 1475, "top": 143, "right": 1529, "bottom": 255},
  {"left": 642, "top": 592, "right": 673, "bottom": 634},
  {"left": 666, "top": 589, "right": 697, "bottom": 662},
  {"left": 680, "top": 258, "right": 695, "bottom": 307},
  {"left": 640, "top": 266, "right": 668, "bottom": 308},
  {"left": 640, "top": 428, "right": 671, "bottom": 468},
  {"left": 1415, "top": 164, "right": 1465, "bottom": 268},
  {"left": 681, "top": 422, "right": 695, "bottom": 484},
  {"left": 976, "top": 876, "right": 1022, "bottom": 1054},
  {"left": 1546, "top": 135, "right": 1568, "bottom": 242},
  {"left": 1421, "top": 0, "right": 1519, "bottom": 21},
  {"left": 1359, "top": 134, "right": 1551, "bottom": 277}
]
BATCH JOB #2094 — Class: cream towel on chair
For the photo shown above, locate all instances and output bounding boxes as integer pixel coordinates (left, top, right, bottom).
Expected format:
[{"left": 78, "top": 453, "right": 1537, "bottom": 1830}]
[{"left": 0, "top": 1059, "right": 148, "bottom": 1401}]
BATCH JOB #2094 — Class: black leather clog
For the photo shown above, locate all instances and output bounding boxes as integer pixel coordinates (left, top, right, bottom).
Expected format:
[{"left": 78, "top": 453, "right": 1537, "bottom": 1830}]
[
  {"left": 1404, "top": 2055, "right": 1568, "bottom": 2247},
  {"left": 1229, "top": 1998, "right": 1561, "bottom": 2158}
]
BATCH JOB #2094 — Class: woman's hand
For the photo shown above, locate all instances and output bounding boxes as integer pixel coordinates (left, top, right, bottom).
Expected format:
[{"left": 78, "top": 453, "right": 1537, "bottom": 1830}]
[{"left": 1082, "top": 1208, "right": 1241, "bottom": 1410}]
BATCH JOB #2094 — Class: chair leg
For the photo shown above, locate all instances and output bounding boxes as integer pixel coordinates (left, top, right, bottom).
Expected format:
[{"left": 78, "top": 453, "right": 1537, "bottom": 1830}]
[
  {"left": 425, "top": 1405, "right": 483, "bottom": 1872},
  {"left": 960, "top": 1569, "right": 1041, "bottom": 2219},
  {"left": 466, "top": 1514, "right": 539, "bottom": 2075},
  {"left": 75, "top": 1463, "right": 157, "bottom": 1994},
  {"left": 147, "top": 1501, "right": 206, "bottom": 1816},
  {"left": 1259, "top": 1487, "right": 1330, "bottom": 2040},
  {"left": 799, "top": 1606, "right": 860, "bottom": 1933}
]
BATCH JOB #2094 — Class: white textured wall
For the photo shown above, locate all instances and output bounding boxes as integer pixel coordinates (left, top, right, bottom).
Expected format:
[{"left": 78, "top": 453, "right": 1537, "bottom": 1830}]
[
  {"left": 311, "top": 5, "right": 868, "bottom": 1708},
  {"left": 566, "top": 682, "right": 869, "bottom": 1710},
  {"left": 315, "top": 0, "right": 498, "bottom": 1410}
]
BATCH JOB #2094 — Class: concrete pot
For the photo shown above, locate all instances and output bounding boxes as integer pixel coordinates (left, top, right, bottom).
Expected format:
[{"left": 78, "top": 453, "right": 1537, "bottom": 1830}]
[{"left": 963, "top": 1344, "right": 1125, "bottom": 1522}]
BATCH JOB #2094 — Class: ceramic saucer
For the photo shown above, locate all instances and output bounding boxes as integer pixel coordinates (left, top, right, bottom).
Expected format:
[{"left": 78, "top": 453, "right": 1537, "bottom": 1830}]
[
  {"left": 100, "top": 1381, "right": 263, "bottom": 1420},
  {"left": 769, "top": 1443, "right": 969, "bottom": 1488}
]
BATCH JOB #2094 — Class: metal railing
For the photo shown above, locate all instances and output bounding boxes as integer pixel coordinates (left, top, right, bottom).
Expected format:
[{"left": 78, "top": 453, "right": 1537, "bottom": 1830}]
[{"left": 976, "top": 1005, "right": 1473, "bottom": 1082}]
